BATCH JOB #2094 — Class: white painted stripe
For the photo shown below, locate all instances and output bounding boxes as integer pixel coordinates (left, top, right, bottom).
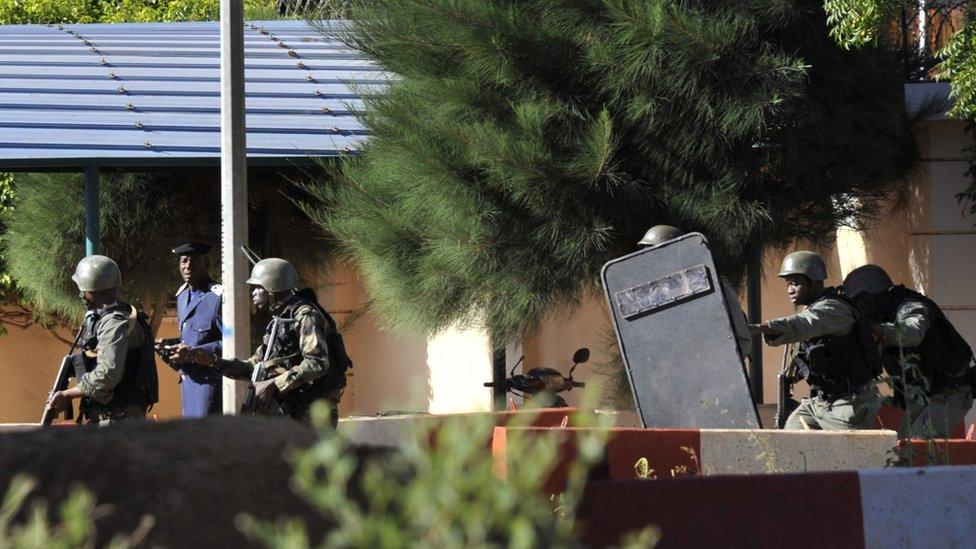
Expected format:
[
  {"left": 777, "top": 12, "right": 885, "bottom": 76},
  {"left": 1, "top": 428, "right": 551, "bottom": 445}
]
[
  {"left": 699, "top": 429, "right": 897, "bottom": 475},
  {"left": 859, "top": 465, "right": 976, "bottom": 548}
]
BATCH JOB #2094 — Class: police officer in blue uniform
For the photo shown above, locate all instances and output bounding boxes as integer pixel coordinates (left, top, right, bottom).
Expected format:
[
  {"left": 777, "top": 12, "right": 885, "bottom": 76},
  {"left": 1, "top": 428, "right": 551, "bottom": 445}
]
[{"left": 154, "top": 242, "right": 224, "bottom": 417}]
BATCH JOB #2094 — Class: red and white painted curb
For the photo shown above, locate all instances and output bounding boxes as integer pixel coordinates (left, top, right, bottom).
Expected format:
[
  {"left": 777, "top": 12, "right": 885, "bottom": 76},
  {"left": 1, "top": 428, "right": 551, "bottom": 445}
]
[
  {"left": 577, "top": 464, "right": 976, "bottom": 548},
  {"left": 493, "top": 426, "right": 976, "bottom": 491}
]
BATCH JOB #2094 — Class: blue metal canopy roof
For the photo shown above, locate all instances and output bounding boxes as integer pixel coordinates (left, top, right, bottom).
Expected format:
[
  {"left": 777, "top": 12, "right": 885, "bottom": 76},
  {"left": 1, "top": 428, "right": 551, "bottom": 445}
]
[{"left": 0, "top": 20, "right": 379, "bottom": 169}]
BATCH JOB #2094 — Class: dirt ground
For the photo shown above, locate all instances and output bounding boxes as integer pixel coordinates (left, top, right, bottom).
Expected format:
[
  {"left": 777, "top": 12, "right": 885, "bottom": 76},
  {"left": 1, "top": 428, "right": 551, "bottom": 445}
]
[{"left": 0, "top": 416, "right": 379, "bottom": 548}]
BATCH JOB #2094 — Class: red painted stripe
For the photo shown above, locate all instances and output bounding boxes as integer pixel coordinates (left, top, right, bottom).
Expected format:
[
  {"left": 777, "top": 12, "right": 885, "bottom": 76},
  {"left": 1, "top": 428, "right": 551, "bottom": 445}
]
[
  {"left": 904, "top": 439, "right": 976, "bottom": 466},
  {"left": 875, "top": 405, "right": 965, "bottom": 438},
  {"left": 492, "top": 427, "right": 704, "bottom": 492},
  {"left": 577, "top": 472, "right": 864, "bottom": 548},
  {"left": 605, "top": 428, "right": 701, "bottom": 480}
]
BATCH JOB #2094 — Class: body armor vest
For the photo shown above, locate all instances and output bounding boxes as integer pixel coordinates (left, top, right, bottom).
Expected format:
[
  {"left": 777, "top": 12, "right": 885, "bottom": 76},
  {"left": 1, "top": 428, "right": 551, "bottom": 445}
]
[
  {"left": 795, "top": 289, "right": 878, "bottom": 398},
  {"left": 81, "top": 302, "right": 159, "bottom": 412},
  {"left": 263, "top": 295, "right": 349, "bottom": 412},
  {"left": 881, "top": 286, "right": 974, "bottom": 394}
]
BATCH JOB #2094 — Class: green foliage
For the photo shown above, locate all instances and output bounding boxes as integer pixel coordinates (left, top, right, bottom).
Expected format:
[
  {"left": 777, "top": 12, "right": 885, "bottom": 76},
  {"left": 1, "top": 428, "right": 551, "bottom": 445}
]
[
  {"left": 240, "top": 405, "right": 658, "bottom": 548},
  {"left": 0, "top": 173, "right": 14, "bottom": 304},
  {"left": 939, "top": 28, "right": 976, "bottom": 217},
  {"left": 824, "top": 0, "right": 902, "bottom": 48},
  {"left": 0, "top": 0, "right": 100, "bottom": 24},
  {"left": 0, "top": 0, "right": 279, "bottom": 24},
  {"left": 0, "top": 474, "right": 151, "bottom": 548},
  {"left": 939, "top": 16, "right": 976, "bottom": 120},
  {"left": 301, "top": 0, "right": 916, "bottom": 342},
  {"left": 824, "top": 1, "right": 976, "bottom": 219},
  {"left": 3, "top": 172, "right": 331, "bottom": 322}
]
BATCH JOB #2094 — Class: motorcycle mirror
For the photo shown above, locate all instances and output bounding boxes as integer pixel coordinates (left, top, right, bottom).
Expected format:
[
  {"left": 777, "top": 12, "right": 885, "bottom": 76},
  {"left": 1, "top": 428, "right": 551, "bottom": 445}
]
[
  {"left": 572, "top": 348, "right": 590, "bottom": 365},
  {"left": 508, "top": 355, "right": 525, "bottom": 378}
]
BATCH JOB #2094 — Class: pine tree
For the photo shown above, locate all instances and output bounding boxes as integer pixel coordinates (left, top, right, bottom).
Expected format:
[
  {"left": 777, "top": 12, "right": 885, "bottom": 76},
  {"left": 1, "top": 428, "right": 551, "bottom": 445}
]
[{"left": 301, "top": 0, "right": 916, "bottom": 343}]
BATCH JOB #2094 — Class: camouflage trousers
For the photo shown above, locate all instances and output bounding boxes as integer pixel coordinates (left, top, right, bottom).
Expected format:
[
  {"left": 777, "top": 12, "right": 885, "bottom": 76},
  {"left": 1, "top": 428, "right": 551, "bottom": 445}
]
[
  {"left": 785, "top": 385, "right": 881, "bottom": 431},
  {"left": 901, "top": 386, "right": 973, "bottom": 439}
]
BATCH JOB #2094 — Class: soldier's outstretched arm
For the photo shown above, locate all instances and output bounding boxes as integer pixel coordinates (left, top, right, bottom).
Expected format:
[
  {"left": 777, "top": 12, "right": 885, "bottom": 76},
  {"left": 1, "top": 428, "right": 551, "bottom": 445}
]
[
  {"left": 213, "top": 346, "right": 261, "bottom": 380},
  {"left": 215, "top": 359, "right": 255, "bottom": 380},
  {"left": 762, "top": 300, "right": 855, "bottom": 346}
]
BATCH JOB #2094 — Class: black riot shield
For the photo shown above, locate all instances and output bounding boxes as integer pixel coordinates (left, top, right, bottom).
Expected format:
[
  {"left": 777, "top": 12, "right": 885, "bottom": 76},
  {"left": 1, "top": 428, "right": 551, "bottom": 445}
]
[{"left": 601, "top": 233, "right": 760, "bottom": 428}]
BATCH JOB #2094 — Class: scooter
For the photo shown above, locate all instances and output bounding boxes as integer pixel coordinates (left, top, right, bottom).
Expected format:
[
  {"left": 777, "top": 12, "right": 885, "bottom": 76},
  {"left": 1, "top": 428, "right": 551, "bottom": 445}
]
[{"left": 484, "top": 348, "right": 589, "bottom": 408}]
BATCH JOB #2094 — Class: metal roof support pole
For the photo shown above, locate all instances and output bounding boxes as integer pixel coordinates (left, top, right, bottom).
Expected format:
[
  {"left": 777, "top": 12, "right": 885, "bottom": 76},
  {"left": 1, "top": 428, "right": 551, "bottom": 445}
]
[
  {"left": 84, "top": 165, "right": 100, "bottom": 256},
  {"left": 220, "top": 0, "right": 250, "bottom": 414}
]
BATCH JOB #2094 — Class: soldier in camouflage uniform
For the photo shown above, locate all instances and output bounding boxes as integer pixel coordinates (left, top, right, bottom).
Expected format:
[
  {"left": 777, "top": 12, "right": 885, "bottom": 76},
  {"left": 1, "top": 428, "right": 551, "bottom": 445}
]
[
  {"left": 752, "top": 251, "right": 881, "bottom": 430},
  {"left": 44, "top": 255, "right": 158, "bottom": 425},
  {"left": 208, "top": 258, "right": 347, "bottom": 426}
]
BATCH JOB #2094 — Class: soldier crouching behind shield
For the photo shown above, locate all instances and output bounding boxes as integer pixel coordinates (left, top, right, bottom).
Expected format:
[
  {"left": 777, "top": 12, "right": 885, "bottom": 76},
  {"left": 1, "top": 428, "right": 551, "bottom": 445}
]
[
  {"left": 44, "top": 255, "right": 158, "bottom": 425},
  {"left": 844, "top": 264, "right": 975, "bottom": 438},
  {"left": 205, "top": 258, "right": 349, "bottom": 427},
  {"left": 750, "top": 251, "right": 881, "bottom": 430}
]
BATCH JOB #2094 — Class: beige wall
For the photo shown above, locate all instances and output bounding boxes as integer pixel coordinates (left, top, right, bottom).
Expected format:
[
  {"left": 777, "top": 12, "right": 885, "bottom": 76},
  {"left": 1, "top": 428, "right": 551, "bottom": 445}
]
[
  {"left": 522, "top": 292, "right": 614, "bottom": 408},
  {"left": 311, "top": 262, "right": 431, "bottom": 416}
]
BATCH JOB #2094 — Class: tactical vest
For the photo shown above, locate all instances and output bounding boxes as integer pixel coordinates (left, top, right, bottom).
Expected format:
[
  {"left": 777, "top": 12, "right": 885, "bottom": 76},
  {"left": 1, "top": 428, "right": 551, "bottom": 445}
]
[
  {"left": 80, "top": 302, "right": 159, "bottom": 413},
  {"left": 882, "top": 286, "right": 974, "bottom": 394},
  {"left": 262, "top": 293, "right": 350, "bottom": 412},
  {"left": 794, "top": 289, "right": 881, "bottom": 398}
]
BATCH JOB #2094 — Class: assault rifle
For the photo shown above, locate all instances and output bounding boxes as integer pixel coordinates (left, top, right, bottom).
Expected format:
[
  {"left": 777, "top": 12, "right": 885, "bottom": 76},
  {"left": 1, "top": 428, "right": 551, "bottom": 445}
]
[
  {"left": 774, "top": 344, "right": 800, "bottom": 429},
  {"left": 41, "top": 314, "right": 91, "bottom": 425},
  {"left": 239, "top": 317, "right": 287, "bottom": 416}
]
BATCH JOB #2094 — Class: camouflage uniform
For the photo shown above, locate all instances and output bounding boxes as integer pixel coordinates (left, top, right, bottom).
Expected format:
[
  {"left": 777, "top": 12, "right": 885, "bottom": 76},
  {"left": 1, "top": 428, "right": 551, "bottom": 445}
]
[
  {"left": 219, "top": 294, "right": 343, "bottom": 425},
  {"left": 765, "top": 297, "right": 881, "bottom": 430},
  {"left": 77, "top": 303, "right": 150, "bottom": 425}
]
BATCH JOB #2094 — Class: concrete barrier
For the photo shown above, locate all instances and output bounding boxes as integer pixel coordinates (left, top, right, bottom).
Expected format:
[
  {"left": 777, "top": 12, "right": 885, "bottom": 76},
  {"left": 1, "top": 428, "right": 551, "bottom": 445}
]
[
  {"left": 337, "top": 408, "right": 637, "bottom": 448},
  {"left": 577, "top": 465, "right": 976, "bottom": 548},
  {"left": 338, "top": 409, "right": 576, "bottom": 448},
  {"left": 492, "top": 427, "right": 903, "bottom": 490}
]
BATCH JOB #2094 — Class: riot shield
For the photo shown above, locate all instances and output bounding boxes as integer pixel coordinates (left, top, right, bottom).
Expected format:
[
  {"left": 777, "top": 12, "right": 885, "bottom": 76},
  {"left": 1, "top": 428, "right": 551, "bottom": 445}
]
[{"left": 601, "top": 233, "right": 760, "bottom": 428}]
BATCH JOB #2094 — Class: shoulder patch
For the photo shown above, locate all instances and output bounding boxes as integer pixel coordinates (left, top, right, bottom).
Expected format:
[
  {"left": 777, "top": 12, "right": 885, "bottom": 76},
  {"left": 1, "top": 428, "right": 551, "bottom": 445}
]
[
  {"left": 175, "top": 282, "right": 189, "bottom": 297},
  {"left": 209, "top": 282, "right": 224, "bottom": 297}
]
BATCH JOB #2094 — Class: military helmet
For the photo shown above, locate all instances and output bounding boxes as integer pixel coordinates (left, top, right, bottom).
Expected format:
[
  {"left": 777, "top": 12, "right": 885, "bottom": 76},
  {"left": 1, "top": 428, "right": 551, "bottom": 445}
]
[
  {"left": 637, "top": 225, "right": 684, "bottom": 247},
  {"left": 246, "top": 258, "right": 298, "bottom": 293},
  {"left": 777, "top": 251, "right": 827, "bottom": 281},
  {"left": 72, "top": 255, "right": 121, "bottom": 292},
  {"left": 843, "top": 264, "right": 893, "bottom": 298}
]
